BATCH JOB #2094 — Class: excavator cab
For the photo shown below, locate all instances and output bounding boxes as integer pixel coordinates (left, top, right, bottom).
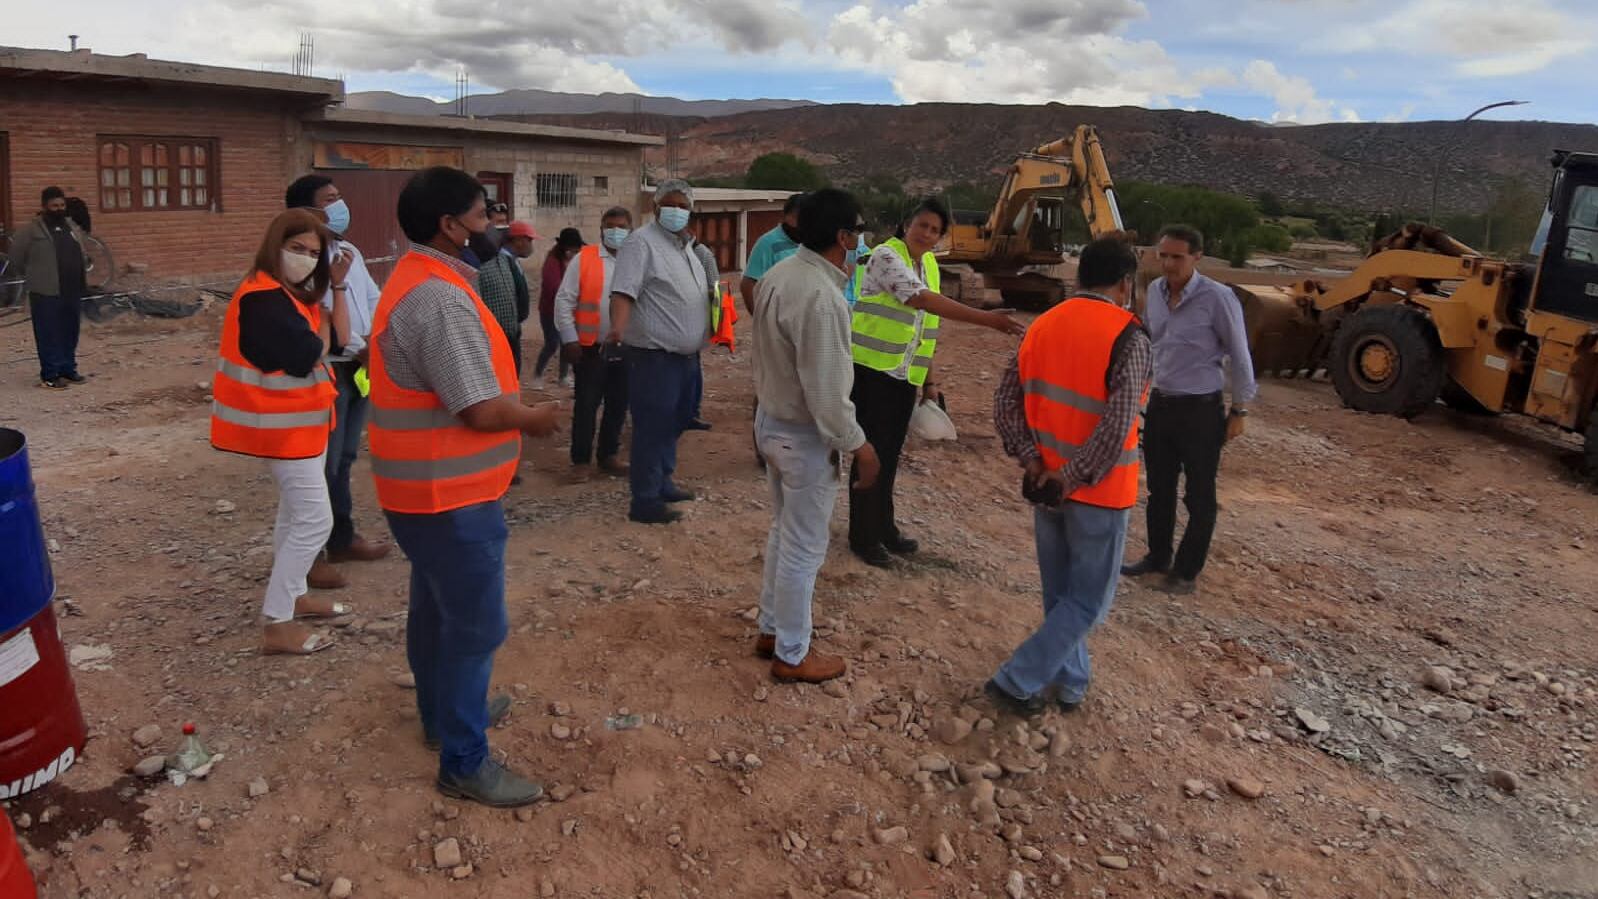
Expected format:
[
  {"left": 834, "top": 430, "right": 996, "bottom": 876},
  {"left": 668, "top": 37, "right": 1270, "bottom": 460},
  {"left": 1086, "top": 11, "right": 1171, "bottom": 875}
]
[{"left": 1528, "top": 151, "right": 1598, "bottom": 323}]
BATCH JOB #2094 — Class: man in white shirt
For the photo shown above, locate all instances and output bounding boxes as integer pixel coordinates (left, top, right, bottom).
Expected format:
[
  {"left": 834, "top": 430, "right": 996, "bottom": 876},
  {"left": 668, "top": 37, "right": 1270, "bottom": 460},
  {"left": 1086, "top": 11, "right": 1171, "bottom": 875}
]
[
  {"left": 285, "top": 175, "right": 389, "bottom": 585},
  {"left": 751, "top": 188, "right": 881, "bottom": 684},
  {"left": 555, "top": 206, "right": 634, "bottom": 474}
]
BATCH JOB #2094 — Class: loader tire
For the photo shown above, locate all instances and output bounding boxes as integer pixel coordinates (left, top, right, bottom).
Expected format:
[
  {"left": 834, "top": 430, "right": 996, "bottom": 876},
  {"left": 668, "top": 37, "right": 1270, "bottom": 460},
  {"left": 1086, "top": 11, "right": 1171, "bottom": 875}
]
[{"left": 1329, "top": 304, "right": 1445, "bottom": 419}]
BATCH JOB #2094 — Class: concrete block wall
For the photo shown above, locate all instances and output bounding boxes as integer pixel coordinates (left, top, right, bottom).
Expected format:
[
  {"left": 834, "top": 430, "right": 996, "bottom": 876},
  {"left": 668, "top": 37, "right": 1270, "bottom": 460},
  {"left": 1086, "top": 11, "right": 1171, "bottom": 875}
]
[
  {"left": 0, "top": 81, "right": 302, "bottom": 286},
  {"left": 470, "top": 139, "right": 643, "bottom": 260}
]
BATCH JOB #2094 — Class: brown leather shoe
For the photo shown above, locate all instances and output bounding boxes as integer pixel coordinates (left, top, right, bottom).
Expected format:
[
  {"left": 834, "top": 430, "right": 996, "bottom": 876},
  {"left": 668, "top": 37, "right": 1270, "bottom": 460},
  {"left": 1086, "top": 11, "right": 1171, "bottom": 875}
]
[
  {"left": 754, "top": 633, "right": 775, "bottom": 659},
  {"left": 771, "top": 650, "right": 846, "bottom": 684},
  {"left": 598, "top": 456, "right": 629, "bottom": 476},
  {"left": 327, "top": 535, "right": 391, "bottom": 563},
  {"left": 306, "top": 558, "right": 348, "bottom": 590}
]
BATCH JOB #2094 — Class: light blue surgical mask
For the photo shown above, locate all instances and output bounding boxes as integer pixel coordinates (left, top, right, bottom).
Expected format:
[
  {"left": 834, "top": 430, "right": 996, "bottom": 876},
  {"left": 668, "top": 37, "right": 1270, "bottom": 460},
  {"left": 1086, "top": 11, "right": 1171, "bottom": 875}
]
[
  {"left": 657, "top": 206, "right": 691, "bottom": 233},
  {"left": 844, "top": 233, "right": 865, "bottom": 268},
  {"left": 602, "top": 227, "right": 631, "bottom": 250},
  {"left": 323, "top": 198, "right": 351, "bottom": 235}
]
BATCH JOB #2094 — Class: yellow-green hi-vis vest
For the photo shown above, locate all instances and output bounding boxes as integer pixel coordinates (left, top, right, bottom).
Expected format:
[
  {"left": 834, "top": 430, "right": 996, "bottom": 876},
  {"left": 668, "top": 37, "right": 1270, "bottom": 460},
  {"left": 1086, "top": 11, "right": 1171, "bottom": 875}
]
[{"left": 851, "top": 237, "right": 941, "bottom": 387}]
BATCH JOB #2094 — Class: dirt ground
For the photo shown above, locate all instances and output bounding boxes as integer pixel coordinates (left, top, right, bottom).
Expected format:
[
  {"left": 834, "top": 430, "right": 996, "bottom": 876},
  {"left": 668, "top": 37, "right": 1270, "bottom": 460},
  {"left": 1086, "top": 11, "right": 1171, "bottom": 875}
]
[{"left": 2, "top": 301, "right": 1596, "bottom": 899}]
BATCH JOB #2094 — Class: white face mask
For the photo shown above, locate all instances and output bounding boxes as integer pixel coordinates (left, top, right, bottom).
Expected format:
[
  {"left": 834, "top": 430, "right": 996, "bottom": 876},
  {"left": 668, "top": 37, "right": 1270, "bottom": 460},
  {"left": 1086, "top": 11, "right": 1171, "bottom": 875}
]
[{"left": 280, "top": 250, "right": 318, "bottom": 286}]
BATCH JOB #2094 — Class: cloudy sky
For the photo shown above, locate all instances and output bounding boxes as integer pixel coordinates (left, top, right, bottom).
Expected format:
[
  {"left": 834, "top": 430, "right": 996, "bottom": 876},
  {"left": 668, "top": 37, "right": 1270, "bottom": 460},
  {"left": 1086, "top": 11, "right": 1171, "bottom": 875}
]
[{"left": 10, "top": 0, "right": 1597, "bottom": 124}]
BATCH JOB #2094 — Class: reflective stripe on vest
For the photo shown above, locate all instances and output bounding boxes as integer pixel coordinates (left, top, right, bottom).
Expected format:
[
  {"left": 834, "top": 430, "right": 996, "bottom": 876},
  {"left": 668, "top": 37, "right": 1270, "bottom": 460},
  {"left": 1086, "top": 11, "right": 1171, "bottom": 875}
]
[
  {"left": 367, "top": 251, "right": 522, "bottom": 514},
  {"left": 1018, "top": 296, "right": 1145, "bottom": 510},
  {"left": 209, "top": 270, "right": 337, "bottom": 460},
  {"left": 710, "top": 280, "right": 737, "bottom": 353},
  {"left": 574, "top": 244, "right": 606, "bottom": 347},
  {"left": 851, "top": 237, "right": 940, "bottom": 387}
]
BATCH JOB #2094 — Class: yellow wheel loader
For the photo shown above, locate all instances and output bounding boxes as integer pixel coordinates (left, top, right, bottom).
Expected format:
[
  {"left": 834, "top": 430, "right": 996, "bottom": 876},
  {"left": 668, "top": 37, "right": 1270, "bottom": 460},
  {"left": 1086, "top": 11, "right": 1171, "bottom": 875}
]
[{"left": 1248, "top": 150, "right": 1598, "bottom": 474}]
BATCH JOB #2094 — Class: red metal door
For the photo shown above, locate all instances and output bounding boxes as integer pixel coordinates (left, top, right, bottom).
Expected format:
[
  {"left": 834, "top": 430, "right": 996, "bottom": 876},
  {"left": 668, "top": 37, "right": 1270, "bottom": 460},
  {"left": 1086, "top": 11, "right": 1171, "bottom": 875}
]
[
  {"left": 319, "top": 169, "right": 415, "bottom": 285},
  {"left": 477, "top": 172, "right": 513, "bottom": 212},
  {"left": 692, "top": 212, "right": 738, "bottom": 276}
]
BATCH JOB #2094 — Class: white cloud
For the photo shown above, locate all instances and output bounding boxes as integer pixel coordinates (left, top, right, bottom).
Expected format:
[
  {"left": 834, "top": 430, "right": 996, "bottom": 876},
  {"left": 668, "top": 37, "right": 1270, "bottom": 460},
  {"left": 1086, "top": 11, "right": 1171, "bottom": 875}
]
[
  {"left": 1328, "top": 0, "right": 1592, "bottom": 78},
  {"left": 827, "top": 0, "right": 1231, "bottom": 106},
  {"left": 1242, "top": 60, "right": 1358, "bottom": 124}
]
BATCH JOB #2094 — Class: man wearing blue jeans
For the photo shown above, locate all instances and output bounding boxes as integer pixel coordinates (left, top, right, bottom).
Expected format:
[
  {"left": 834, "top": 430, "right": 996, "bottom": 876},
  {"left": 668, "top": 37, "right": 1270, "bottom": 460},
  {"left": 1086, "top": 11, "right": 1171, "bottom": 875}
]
[
  {"left": 608, "top": 178, "right": 712, "bottom": 524},
  {"left": 750, "top": 188, "right": 880, "bottom": 683},
  {"left": 368, "top": 167, "right": 560, "bottom": 807},
  {"left": 987, "top": 237, "right": 1152, "bottom": 715}
]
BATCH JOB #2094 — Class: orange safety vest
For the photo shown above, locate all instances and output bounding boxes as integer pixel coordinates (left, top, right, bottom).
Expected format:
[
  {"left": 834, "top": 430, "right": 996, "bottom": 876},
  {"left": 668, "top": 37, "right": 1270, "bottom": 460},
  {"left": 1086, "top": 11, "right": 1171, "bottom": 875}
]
[
  {"left": 210, "top": 271, "right": 337, "bottom": 460},
  {"left": 710, "top": 280, "right": 737, "bottom": 353},
  {"left": 367, "top": 250, "right": 522, "bottom": 514},
  {"left": 574, "top": 244, "right": 606, "bottom": 347},
  {"left": 1018, "top": 296, "right": 1146, "bottom": 510}
]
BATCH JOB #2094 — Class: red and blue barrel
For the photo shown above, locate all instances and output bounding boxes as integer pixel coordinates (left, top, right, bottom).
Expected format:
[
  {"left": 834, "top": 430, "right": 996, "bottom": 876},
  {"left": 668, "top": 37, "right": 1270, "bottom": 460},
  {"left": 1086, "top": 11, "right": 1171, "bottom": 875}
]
[{"left": 0, "top": 427, "right": 87, "bottom": 801}]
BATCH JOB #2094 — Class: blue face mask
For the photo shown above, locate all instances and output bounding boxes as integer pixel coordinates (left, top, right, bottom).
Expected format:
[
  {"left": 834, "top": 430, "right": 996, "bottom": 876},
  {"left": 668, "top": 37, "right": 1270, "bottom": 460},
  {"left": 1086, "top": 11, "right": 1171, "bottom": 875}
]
[
  {"left": 844, "top": 234, "right": 866, "bottom": 268},
  {"left": 323, "top": 198, "right": 351, "bottom": 235},
  {"left": 602, "top": 227, "right": 631, "bottom": 250},
  {"left": 657, "top": 206, "right": 691, "bottom": 233}
]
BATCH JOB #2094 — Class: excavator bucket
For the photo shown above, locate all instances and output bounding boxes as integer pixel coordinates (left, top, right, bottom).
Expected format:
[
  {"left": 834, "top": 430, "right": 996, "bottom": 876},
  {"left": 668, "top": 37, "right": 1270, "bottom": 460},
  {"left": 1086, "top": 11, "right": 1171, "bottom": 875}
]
[{"left": 1230, "top": 283, "right": 1334, "bottom": 377}]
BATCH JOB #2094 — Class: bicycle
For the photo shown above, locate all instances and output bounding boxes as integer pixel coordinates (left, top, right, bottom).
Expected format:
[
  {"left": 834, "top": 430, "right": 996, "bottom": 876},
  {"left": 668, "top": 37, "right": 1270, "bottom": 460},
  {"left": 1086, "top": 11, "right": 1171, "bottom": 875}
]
[{"left": 0, "top": 224, "right": 115, "bottom": 318}]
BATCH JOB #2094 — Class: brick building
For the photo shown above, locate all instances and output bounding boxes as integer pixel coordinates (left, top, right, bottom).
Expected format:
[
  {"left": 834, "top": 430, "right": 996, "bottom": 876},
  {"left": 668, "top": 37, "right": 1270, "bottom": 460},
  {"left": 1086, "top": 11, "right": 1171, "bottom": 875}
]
[
  {"left": 642, "top": 186, "right": 796, "bottom": 276},
  {"left": 0, "top": 45, "right": 661, "bottom": 288},
  {"left": 0, "top": 46, "right": 339, "bottom": 287}
]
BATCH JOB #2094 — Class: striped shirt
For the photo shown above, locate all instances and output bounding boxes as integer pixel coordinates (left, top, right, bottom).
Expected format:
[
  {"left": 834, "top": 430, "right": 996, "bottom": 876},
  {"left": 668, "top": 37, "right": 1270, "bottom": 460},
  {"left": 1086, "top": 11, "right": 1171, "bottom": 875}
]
[
  {"left": 376, "top": 243, "right": 505, "bottom": 415},
  {"left": 993, "top": 294, "right": 1152, "bottom": 496}
]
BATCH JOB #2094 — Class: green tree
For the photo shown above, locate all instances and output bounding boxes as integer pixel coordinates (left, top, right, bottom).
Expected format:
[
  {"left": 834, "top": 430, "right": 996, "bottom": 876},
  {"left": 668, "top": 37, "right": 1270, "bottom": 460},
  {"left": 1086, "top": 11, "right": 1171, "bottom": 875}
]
[
  {"left": 1257, "top": 190, "right": 1285, "bottom": 217},
  {"left": 1247, "top": 223, "right": 1293, "bottom": 254},
  {"left": 848, "top": 174, "right": 912, "bottom": 237},
  {"left": 745, "top": 153, "right": 827, "bottom": 191},
  {"left": 1287, "top": 221, "right": 1319, "bottom": 240}
]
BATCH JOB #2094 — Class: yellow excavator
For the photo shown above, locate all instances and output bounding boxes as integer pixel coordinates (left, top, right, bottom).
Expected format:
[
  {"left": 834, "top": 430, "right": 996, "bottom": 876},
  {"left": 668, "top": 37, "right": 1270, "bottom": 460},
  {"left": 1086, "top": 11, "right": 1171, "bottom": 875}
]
[
  {"left": 937, "top": 124, "right": 1126, "bottom": 306},
  {"left": 946, "top": 128, "right": 1598, "bottom": 472},
  {"left": 1250, "top": 149, "right": 1598, "bottom": 473}
]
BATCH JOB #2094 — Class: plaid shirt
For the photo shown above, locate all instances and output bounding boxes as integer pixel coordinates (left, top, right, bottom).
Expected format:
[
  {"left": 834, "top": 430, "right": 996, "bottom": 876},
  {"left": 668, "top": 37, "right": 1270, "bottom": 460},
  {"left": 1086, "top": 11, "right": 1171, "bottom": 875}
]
[
  {"left": 994, "top": 295, "right": 1152, "bottom": 497},
  {"left": 475, "top": 250, "right": 527, "bottom": 342}
]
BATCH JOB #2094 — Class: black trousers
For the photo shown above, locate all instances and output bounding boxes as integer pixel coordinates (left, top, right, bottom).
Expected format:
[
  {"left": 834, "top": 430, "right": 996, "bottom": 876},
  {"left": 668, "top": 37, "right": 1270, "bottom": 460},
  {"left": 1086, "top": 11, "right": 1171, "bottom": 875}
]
[
  {"left": 29, "top": 292, "right": 81, "bottom": 382},
  {"left": 1142, "top": 391, "right": 1226, "bottom": 579},
  {"left": 570, "top": 344, "right": 629, "bottom": 464},
  {"left": 848, "top": 365, "right": 918, "bottom": 551}
]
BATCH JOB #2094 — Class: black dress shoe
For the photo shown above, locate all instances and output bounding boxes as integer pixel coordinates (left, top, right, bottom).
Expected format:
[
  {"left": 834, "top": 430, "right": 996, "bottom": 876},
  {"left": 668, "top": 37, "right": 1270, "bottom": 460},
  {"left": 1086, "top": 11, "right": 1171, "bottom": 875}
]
[
  {"left": 852, "top": 543, "right": 894, "bottom": 568},
  {"left": 661, "top": 484, "right": 695, "bottom": 503},
  {"left": 629, "top": 507, "right": 683, "bottom": 525},
  {"left": 1120, "top": 555, "right": 1169, "bottom": 577},
  {"left": 685, "top": 418, "right": 713, "bottom": 431},
  {"left": 884, "top": 535, "right": 919, "bottom": 555},
  {"left": 983, "top": 679, "right": 1044, "bottom": 718},
  {"left": 61, "top": 372, "right": 87, "bottom": 383}
]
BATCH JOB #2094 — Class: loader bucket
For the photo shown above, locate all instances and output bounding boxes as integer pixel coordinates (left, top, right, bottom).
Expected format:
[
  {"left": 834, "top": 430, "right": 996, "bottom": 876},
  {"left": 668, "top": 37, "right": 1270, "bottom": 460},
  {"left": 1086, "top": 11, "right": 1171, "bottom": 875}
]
[{"left": 1229, "top": 283, "right": 1332, "bottom": 377}]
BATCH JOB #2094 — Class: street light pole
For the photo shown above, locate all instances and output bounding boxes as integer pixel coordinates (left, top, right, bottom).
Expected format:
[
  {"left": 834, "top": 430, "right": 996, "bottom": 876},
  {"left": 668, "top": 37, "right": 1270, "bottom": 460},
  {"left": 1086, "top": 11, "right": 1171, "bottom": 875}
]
[{"left": 1428, "top": 100, "right": 1529, "bottom": 225}]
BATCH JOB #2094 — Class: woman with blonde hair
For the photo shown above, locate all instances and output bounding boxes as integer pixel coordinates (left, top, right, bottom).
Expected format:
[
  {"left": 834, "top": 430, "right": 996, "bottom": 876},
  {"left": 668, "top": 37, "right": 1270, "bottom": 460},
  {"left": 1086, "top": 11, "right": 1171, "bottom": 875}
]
[{"left": 210, "top": 208, "right": 351, "bottom": 654}]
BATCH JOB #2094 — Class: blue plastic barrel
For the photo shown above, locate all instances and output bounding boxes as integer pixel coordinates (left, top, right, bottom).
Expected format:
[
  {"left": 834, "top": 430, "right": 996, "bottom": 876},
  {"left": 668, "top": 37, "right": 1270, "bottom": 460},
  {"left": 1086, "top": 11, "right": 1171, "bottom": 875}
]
[
  {"left": 1, "top": 427, "right": 86, "bottom": 800},
  {"left": 1, "top": 428, "right": 54, "bottom": 629}
]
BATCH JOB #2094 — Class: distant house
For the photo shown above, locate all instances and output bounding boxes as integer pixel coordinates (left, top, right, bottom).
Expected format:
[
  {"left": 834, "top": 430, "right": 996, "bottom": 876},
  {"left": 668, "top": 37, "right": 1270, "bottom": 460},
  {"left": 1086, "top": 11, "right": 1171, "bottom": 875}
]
[{"left": 0, "top": 45, "right": 661, "bottom": 287}]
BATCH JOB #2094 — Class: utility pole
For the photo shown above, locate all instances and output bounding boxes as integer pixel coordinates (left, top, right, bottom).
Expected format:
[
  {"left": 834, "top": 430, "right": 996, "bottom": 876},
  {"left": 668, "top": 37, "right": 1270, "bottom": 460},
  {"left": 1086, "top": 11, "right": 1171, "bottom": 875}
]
[{"left": 1429, "top": 100, "right": 1528, "bottom": 224}]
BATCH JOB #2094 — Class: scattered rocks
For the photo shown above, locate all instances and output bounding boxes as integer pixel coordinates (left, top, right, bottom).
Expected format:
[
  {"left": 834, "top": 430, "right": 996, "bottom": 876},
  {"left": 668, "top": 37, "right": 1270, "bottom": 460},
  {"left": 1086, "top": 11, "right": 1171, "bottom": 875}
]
[
  {"left": 390, "top": 671, "right": 416, "bottom": 689},
  {"left": 196, "top": 817, "right": 214, "bottom": 832},
  {"left": 132, "top": 755, "right": 166, "bottom": 777},
  {"left": 1487, "top": 769, "right": 1520, "bottom": 795},
  {"left": 874, "top": 825, "right": 909, "bottom": 846},
  {"left": 212, "top": 499, "right": 236, "bottom": 515},
  {"left": 1183, "top": 778, "right": 1209, "bottom": 798},
  {"left": 1005, "top": 870, "right": 1027, "bottom": 898},
  {"left": 1235, "top": 885, "right": 1269, "bottom": 899},
  {"left": 550, "top": 722, "right": 572, "bottom": 741},
  {"left": 1422, "top": 666, "right": 1455, "bottom": 694},
  {"left": 433, "top": 838, "right": 463, "bottom": 869},
  {"left": 1227, "top": 777, "right": 1265, "bottom": 800},
  {"left": 1294, "top": 707, "right": 1331, "bottom": 734},
  {"left": 131, "top": 724, "right": 163, "bottom": 748},
  {"left": 450, "top": 864, "right": 473, "bottom": 880},
  {"left": 934, "top": 717, "right": 973, "bottom": 745},
  {"left": 1097, "top": 855, "right": 1130, "bottom": 870},
  {"left": 328, "top": 877, "right": 353, "bottom": 899},
  {"left": 931, "top": 833, "right": 956, "bottom": 867},
  {"left": 247, "top": 777, "right": 271, "bottom": 798}
]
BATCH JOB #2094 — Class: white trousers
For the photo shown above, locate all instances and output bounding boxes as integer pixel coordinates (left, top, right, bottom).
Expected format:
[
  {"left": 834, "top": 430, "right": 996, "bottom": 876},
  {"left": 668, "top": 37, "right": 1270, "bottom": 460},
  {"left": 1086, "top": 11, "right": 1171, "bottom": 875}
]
[
  {"left": 755, "top": 411, "right": 841, "bottom": 666},
  {"left": 263, "top": 451, "right": 333, "bottom": 622}
]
